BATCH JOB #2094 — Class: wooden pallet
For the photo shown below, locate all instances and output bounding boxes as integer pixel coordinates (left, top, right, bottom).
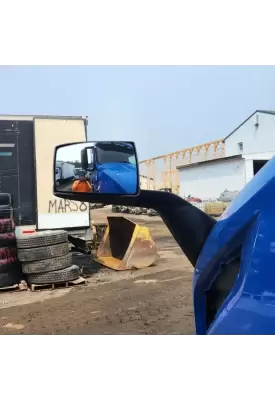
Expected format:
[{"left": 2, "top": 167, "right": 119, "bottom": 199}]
[
  {"left": 29, "top": 276, "right": 86, "bottom": 292},
  {"left": 0, "top": 280, "right": 28, "bottom": 292}
]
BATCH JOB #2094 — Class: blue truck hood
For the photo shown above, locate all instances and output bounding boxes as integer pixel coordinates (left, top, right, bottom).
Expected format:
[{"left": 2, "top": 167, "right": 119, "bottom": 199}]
[
  {"left": 194, "top": 156, "right": 275, "bottom": 334},
  {"left": 96, "top": 162, "right": 137, "bottom": 194}
]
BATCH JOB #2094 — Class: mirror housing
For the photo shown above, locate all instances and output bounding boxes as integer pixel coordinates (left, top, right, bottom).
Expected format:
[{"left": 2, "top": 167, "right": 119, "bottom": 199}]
[
  {"left": 53, "top": 140, "right": 216, "bottom": 268},
  {"left": 54, "top": 141, "right": 140, "bottom": 196}
]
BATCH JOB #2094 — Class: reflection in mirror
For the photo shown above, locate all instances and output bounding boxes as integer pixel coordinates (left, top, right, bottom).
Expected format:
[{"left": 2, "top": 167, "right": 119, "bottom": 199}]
[{"left": 55, "top": 141, "right": 138, "bottom": 195}]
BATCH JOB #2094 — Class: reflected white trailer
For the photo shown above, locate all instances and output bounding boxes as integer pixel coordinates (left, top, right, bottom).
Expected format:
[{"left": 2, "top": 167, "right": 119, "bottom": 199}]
[{"left": 56, "top": 161, "right": 75, "bottom": 186}]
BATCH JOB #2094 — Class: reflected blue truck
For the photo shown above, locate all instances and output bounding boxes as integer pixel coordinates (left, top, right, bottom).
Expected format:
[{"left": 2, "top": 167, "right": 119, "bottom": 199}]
[{"left": 87, "top": 142, "right": 137, "bottom": 194}]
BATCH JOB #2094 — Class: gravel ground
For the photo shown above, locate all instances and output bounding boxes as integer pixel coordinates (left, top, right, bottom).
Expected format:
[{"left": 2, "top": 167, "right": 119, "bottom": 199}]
[{"left": 0, "top": 208, "right": 194, "bottom": 335}]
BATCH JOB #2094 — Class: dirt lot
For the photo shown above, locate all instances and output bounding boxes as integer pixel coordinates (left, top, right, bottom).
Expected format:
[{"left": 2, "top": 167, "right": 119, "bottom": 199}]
[{"left": 0, "top": 208, "right": 194, "bottom": 335}]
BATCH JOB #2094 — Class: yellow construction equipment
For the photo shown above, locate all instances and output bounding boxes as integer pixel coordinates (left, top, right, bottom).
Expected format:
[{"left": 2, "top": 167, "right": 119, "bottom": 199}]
[{"left": 94, "top": 216, "right": 157, "bottom": 271}]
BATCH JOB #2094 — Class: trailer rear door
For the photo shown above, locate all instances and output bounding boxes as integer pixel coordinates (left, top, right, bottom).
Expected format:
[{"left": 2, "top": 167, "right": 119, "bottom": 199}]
[
  {"left": 0, "top": 120, "right": 36, "bottom": 226},
  {"left": 34, "top": 118, "right": 90, "bottom": 230}
]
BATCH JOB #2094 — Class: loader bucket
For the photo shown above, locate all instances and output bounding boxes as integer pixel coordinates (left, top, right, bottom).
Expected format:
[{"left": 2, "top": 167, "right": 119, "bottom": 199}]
[{"left": 94, "top": 216, "right": 157, "bottom": 271}]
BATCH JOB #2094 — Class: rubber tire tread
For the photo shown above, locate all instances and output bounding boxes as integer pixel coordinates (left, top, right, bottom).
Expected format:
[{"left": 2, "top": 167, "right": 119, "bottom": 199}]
[
  {"left": 22, "top": 253, "right": 72, "bottom": 274},
  {"left": 0, "top": 233, "right": 16, "bottom": 246},
  {"left": 0, "top": 218, "right": 15, "bottom": 234},
  {"left": 17, "top": 230, "right": 68, "bottom": 249},
  {"left": 18, "top": 242, "right": 69, "bottom": 262},
  {"left": 26, "top": 265, "right": 79, "bottom": 285},
  {"left": 0, "top": 247, "right": 18, "bottom": 273}
]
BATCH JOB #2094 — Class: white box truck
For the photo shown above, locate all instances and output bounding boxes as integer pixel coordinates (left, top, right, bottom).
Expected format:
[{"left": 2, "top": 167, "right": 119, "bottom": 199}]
[
  {"left": 56, "top": 161, "right": 75, "bottom": 187},
  {"left": 0, "top": 115, "right": 92, "bottom": 247}
]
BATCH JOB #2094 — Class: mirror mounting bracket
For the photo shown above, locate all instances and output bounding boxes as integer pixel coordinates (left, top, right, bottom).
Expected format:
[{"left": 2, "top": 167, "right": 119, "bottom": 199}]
[{"left": 54, "top": 189, "right": 216, "bottom": 267}]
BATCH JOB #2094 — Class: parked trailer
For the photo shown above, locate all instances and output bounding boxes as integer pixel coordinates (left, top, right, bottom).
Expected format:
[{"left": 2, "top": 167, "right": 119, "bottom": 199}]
[
  {"left": 0, "top": 115, "right": 92, "bottom": 248},
  {"left": 56, "top": 161, "right": 75, "bottom": 186}
]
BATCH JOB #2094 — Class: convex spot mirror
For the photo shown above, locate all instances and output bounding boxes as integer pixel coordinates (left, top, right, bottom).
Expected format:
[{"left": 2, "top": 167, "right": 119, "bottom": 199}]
[{"left": 54, "top": 141, "right": 140, "bottom": 195}]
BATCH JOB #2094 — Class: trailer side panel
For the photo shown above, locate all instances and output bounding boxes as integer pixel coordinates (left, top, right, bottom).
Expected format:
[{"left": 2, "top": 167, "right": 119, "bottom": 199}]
[{"left": 34, "top": 118, "right": 89, "bottom": 230}]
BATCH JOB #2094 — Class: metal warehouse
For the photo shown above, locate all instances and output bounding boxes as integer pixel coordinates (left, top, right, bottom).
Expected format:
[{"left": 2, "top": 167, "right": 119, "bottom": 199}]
[{"left": 177, "top": 110, "right": 275, "bottom": 200}]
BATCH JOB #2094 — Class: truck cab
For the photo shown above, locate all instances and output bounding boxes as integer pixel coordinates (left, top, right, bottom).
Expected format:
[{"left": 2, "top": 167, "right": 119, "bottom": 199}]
[{"left": 83, "top": 142, "right": 137, "bottom": 194}]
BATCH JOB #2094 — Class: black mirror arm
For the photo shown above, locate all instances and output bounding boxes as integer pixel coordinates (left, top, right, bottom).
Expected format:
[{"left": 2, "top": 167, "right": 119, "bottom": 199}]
[{"left": 54, "top": 190, "right": 216, "bottom": 267}]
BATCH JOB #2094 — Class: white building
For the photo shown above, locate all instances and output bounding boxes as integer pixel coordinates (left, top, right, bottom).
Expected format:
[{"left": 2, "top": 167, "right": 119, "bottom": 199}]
[{"left": 177, "top": 110, "right": 275, "bottom": 200}]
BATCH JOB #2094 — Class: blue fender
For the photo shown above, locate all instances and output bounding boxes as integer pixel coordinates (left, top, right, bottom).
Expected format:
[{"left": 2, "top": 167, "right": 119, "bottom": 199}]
[{"left": 194, "top": 156, "right": 275, "bottom": 334}]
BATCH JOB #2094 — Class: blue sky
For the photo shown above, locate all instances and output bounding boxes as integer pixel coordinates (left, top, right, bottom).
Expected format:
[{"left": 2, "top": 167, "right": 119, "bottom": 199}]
[{"left": 0, "top": 66, "right": 275, "bottom": 160}]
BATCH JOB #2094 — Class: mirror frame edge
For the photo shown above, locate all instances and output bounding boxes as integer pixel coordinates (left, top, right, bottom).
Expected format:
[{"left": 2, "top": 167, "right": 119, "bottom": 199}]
[{"left": 53, "top": 141, "right": 141, "bottom": 197}]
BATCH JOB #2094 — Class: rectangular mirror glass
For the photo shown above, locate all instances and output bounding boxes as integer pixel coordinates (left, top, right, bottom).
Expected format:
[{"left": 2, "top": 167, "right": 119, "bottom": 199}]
[{"left": 55, "top": 141, "right": 139, "bottom": 195}]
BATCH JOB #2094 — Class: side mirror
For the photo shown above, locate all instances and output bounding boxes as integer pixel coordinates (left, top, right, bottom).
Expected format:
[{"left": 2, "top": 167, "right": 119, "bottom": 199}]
[
  {"left": 54, "top": 141, "right": 140, "bottom": 195},
  {"left": 81, "top": 145, "right": 95, "bottom": 171},
  {"left": 54, "top": 141, "right": 217, "bottom": 269},
  {"left": 80, "top": 148, "right": 89, "bottom": 170}
]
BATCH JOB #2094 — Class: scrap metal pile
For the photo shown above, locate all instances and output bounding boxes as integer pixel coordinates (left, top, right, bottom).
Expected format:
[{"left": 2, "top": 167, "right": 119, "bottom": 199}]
[
  {"left": 111, "top": 188, "right": 171, "bottom": 217},
  {"left": 184, "top": 190, "right": 239, "bottom": 217},
  {"left": 112, "top": 205, "right": 158, "bottom": 216},
  {"left": 111, "top": 188, "right": 239, "bottom": 218}
]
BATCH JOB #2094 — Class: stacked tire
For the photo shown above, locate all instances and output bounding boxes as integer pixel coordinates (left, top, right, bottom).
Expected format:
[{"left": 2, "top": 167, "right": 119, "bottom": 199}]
[
  {"left": 17, "top": 230, "right": 80, "bottom": 285},
  {"left": 0, "top": 218, "right": 24, "bottom": 288}
]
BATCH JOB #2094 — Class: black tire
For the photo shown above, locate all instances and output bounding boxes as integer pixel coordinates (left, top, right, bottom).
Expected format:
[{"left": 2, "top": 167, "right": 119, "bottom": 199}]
[
  {"left": 0, "top": 246, "right": 17, "bottom": 264},
  {"left": 0, "top": 218, "right": 15, "bottom": 234},
  {"left": 26, "top": 265, "right": 79, "bottom": 285},
  {"left": 0, "top": 269, "right": 24, "bottom": 288},
  {"left": 18, "top": 242, "right": 69, "bottom": 263},
  {"left": 22, "top": 253, "right": 72, "bottom": 274},
  {"left": 16, "top": 230, "right": 68, "bottom": 249},
  {"left": 0, "top": 233, "right": 16, "bottom": 246}
]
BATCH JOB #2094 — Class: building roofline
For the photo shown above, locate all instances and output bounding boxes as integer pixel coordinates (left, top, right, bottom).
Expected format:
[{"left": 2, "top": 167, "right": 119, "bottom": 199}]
[
  {"left": 224, "top": 110, "right": 275, "bottom": 141},
  {"left": 176, "top": 155, "right": 242, "bottom": 170},
  {"left": 0, "top": 114, "right": 88, "bottom": 121}
]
